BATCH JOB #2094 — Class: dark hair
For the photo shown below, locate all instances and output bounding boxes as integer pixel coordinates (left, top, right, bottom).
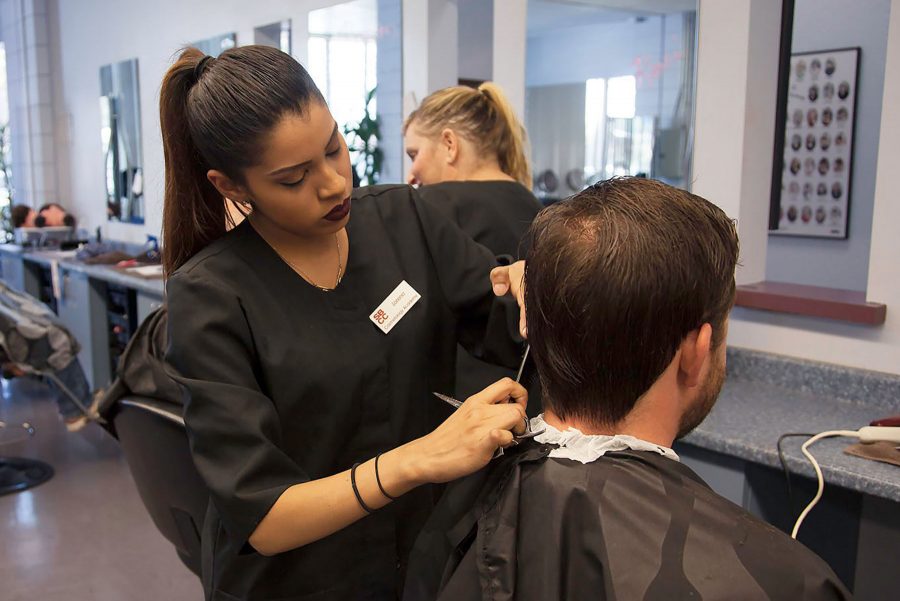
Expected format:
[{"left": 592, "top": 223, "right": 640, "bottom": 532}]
[
  {"left": 159, "top": 46, "right": 324, "bottom": 275},
  {"left": 524, "top": 177, "right": 739, "bottom": 428},
  {"left": 10, "top": 204, "right": 32, "bottom": 228}
]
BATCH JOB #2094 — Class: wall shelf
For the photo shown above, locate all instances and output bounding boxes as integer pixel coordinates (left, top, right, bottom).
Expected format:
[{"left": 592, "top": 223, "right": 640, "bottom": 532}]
[{"left": 736, "top": 281, "right": 886, "bottom": 325}]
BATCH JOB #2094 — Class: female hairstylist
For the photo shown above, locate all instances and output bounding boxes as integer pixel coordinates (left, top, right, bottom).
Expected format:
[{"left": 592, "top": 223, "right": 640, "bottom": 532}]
[
  {"left": 161, "top": 46, "right": 525, "bottom": 601},
  {"left": 404, "top": 83, "right": 542, "bottom": 402}
]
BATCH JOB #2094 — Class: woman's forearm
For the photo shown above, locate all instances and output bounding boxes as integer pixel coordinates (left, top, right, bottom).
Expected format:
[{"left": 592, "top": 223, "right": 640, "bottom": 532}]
[
  {"left": 249, "top": 378, "right": 528, "bottom": 556},
  {"left": 248, "top": 444, "right": 423, "bottom": 556}
]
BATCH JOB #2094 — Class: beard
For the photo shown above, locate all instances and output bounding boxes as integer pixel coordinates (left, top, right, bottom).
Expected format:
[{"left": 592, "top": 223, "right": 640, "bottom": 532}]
[{"left": 675, "top": 348, "right": 727, "bottom": 440}]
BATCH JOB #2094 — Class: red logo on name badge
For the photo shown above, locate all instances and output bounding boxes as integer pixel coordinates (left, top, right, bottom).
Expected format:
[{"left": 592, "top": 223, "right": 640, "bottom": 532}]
[{"left": 373, "top": 309, "right": 388, "bottom": 325}]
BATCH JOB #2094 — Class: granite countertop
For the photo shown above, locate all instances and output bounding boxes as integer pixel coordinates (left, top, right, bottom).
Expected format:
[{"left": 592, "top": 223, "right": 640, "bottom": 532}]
[{"left": 682, "top": 348, "right": 900, "bottom": 503}]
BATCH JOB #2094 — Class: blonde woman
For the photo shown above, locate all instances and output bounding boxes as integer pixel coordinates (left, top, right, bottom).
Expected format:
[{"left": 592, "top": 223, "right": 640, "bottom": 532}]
[{"left": 405, "top": 83, "right": 542, "bottom": 404}]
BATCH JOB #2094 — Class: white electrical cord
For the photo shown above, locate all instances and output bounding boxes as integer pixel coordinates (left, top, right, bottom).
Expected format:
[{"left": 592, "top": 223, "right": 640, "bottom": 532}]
[
  {"left": 791, "top": 426, "right": 900, "bottom": 539},
  {"left": 790, "top": 430, "right": 857, "bottom": 539}
]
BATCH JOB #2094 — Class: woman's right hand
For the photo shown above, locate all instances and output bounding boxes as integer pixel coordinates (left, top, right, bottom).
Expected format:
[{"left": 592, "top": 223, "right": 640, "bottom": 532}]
[
  {"left": 401, "top": 378, "right": 528, "bottom": 485},
  {"left": 491, "top": 260, "right": 527, "bottom": 337}
]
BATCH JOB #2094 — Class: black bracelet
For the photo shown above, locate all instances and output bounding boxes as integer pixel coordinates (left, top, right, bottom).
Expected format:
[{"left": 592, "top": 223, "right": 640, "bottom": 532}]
[
  {"left": 351, "top": 462, "right": 375, "bottom": 514},
  {"left": 375, "top": 453, "right": 398, "bottom": 501}
]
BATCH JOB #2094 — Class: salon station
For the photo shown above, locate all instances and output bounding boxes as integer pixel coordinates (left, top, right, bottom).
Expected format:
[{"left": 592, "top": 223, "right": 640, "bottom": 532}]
[{"left": 0, "top": 1, "right": 898, "bottom": 600}]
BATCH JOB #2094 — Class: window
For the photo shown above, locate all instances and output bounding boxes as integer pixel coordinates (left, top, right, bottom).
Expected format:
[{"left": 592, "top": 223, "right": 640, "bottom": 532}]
[
  {"left": 0, "top": 42, "right": 12, "bottom": 241},
  {"left": 308, "top": 0, "right": 378, "bottom": 133},
  {"left": 307, "top": 35, "right": 377, "bottom": 130},
  {"left": 308, "top": 0, "right": 380, "bottom": 183},
  {"left": 583, "top": 75, "right": 652, "bottom": 183}
]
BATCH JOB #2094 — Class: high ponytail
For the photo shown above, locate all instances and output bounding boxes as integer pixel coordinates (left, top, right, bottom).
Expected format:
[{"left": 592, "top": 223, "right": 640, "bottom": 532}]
[
  {"left": 477, "top": 82, "right": 532, "bottom": 190},
  {"left": 160, "top": 48, "right": 225, "bottom": 276},
  {"left": 404, "top": 82, "right": 533, "bottom": 190},
  {"left": 160, "top": 46, "right": 324, "bottom": 276}
]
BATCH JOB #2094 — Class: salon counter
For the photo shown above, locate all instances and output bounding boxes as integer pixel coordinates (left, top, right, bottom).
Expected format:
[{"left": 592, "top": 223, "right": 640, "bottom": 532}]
[
  {"left": 676, "top": 348, "right": 900, "bottom": 599},
  {"left": 0, "top": 244, "right": 164, "bottom": 389},
  {"left": 683, "top": 348, "right": 900, "bottom": 502}
]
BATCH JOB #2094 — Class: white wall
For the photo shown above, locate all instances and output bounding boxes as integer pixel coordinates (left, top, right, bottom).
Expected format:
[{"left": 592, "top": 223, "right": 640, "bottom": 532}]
[
  {"left": 1, "top": 0, "right": 57, "bottom": 210},
  {"left": 492, "top": 0, "right": 528, "bottom": 118},
  {"left": 49, "top": 0, "right": 375, "bottom": 244},
  {"left": 458, "top": 0, "right": 493, "bottom": 82},
  {"left": 765, "top": 0, "right": 891, "bottom": 292},
  {"left": 693, "top": 0, "right": 781, "bottom": 286}
]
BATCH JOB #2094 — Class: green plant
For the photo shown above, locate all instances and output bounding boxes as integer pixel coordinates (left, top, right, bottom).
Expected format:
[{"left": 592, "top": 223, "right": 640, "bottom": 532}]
[{"left": 343, "top": 87, "right": 383, "bottom": 186}]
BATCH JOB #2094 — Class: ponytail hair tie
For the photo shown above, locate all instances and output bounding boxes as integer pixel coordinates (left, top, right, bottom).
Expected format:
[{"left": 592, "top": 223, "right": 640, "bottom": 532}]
[{"left": 193, "top": 55, "right": 214, "bottom": 83}]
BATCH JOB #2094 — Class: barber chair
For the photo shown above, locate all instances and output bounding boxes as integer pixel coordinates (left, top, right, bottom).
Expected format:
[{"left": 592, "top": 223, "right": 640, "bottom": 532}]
[
  {"left": 98, "top": 306, "right": 207, "bottom": 577},
  {"left": 0, "top": 280, "right": 92, "bottom": 496},
  {"left": 109, "top": 395, "right": 207, "bottom": 577},
  {"left": 0, "top": 418, "right": 53, "bottom": 495}
]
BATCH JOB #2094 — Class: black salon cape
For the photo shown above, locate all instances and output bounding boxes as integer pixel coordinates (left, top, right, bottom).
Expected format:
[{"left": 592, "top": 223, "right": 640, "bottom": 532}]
[
  {"left": 416, "top": 181, "right": 542, "bottom": 405},
  {"left": 166, "top": 185, "right": 521, "bottom": 601},
  {"left": 404, "top": 442, "right": 852, "bottom": 601}
]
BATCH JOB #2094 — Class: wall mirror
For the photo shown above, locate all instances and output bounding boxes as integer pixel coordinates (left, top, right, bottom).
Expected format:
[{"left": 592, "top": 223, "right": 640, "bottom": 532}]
[
  {"left": 99, "top": 58, "right": 144, "bottom": 224},
  {"left": 524, "top": 0, "right": 698, "bottom": 203},
  {"left": 255, "top": 20, "right": 292, "bottom": 53}
]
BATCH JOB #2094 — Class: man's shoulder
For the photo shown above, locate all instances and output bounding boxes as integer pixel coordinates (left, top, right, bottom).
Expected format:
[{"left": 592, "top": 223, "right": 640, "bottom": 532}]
[{"left": 520, "top": 452, "right": 852, "bottom": 599}]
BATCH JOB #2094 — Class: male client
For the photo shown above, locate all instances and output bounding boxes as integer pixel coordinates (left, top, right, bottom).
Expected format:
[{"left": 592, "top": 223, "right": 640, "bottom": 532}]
[{"left": 404, "top": 177, "right": 851, "bottom": 600}]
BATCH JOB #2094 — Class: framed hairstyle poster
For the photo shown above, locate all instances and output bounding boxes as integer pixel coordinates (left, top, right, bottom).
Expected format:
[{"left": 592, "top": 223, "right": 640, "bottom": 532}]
[{"left": 772, "top": 47, "right": 859, "bottom": 238}]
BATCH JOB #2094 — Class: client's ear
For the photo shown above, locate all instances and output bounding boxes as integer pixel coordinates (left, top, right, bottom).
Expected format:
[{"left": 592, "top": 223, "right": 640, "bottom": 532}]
[{"left": 678, "top": 323, "right": 713, "bottom": 387}]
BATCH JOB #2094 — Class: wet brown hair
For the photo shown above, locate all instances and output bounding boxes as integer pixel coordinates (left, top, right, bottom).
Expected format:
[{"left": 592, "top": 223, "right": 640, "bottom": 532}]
[
  {"left": 159, "top": 46, "right": 324, "bottom": 275},
  {"left": 524, "top": 177, "right": 739, "bottom": 428},
  {"left": 404, "top": 82, "right": 532, "bottom": 189}
]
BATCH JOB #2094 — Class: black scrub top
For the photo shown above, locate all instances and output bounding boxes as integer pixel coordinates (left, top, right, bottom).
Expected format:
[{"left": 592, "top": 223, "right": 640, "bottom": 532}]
[
  {"left": 416, "top": 180, "right": 542, "bottom": 260},
  {"left": 166, "top": 184, "right": 517, "bottom": 601},
  {"left": 416, "top": 180, "right": 542, "bottom": 403}
]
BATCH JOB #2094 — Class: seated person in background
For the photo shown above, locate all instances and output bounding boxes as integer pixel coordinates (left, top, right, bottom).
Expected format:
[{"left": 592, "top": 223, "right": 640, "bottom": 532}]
[
  {"left": 404, "top": 177, "right": 851, "bottom": 601},
  {"left": 10, "top": 204, "right": 36, "bottom": 228}
]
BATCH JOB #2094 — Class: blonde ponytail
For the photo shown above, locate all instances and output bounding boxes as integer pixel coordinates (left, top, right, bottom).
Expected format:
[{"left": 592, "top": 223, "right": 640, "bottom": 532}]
[
  {"left": 404, "top": 83, "right": 533, "bottom": 189},
  {"left": 476, "top": 82, "right": 532, "bottom": 190}
]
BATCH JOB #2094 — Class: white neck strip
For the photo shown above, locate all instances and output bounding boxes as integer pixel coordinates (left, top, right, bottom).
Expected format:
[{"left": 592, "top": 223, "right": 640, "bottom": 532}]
[{"left": 530, "top": 414, "right": 679, "bottom": 464}]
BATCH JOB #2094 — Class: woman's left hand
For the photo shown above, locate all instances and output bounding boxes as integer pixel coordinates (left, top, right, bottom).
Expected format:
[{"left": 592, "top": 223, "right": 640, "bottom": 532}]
[{"left": 490, "top": 260, "right": 526, "bottom": 338}]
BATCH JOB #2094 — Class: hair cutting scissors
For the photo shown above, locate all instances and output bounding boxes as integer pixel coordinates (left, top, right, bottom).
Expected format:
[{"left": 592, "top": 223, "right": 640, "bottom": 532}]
[{"left": 432, "top": 345, "right": 543, "bottom": 456}]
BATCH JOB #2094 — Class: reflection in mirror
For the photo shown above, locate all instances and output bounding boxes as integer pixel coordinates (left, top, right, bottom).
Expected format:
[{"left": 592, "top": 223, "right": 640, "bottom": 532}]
[
  {"left": 192, "top": 33, "right": 237, "bottom": 57},
  {"left": 308, "top": 0, "right": 381, "bottom": 185},
  {"left": 525, "top": 0, "right": 698, "bottom": 203},
  {"left": 255, "top": 20, "right": 292, "bottom": 53},
  {"left": 99, "top": 58, "right": 144, "bottom": 224}
]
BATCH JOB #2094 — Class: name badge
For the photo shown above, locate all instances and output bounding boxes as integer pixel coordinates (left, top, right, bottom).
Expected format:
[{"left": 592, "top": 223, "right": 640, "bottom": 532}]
[{"left": 370, "top": 280, "right": 421, "bottom": 334}]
